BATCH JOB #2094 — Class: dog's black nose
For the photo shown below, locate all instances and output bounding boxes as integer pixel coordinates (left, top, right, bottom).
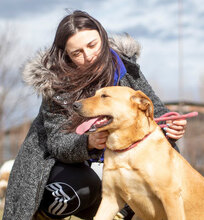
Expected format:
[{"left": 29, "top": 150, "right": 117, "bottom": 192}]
[{"left": 73, "top": 102, "right": 82, "bottom": 112}]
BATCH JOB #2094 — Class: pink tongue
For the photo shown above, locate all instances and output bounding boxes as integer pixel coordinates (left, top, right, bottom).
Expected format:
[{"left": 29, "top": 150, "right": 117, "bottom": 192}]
[{"left": 76, "top": 117, "right": 99, "bottom": 135}]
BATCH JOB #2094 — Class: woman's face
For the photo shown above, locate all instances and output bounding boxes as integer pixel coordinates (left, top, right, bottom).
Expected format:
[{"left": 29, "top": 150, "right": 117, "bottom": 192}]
[{"left": 66, "top": 29, "right": 102, "bottom": 68}]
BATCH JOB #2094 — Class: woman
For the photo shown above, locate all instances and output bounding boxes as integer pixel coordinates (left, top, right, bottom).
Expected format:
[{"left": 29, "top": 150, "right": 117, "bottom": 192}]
[{"left": 3, "top": 10, "right": 186, "bottom": 220}]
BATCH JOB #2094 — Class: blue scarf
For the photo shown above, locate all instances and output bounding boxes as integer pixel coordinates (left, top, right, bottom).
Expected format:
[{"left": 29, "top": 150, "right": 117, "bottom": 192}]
[
  {"left": 111, "top": 48, "right": 127, "bottom": 85},
  {"left": 90, "top": 49, "right": 127, "bottom": 163}
]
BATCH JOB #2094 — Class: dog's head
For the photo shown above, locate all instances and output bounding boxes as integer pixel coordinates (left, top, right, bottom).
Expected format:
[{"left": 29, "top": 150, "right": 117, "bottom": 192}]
[{"left": 73, "top": 86, "right": 154, "bottom": 135}]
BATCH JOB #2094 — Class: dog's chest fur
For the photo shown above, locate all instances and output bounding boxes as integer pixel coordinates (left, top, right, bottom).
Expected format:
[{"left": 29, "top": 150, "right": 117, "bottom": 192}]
[{"left": 102, "top": 129, "right": 170, "bottom": 219}]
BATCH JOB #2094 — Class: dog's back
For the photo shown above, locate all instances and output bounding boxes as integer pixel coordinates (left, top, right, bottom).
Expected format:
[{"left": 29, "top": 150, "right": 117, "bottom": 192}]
[
  {"left": 0, "top": 160, "right": 14, "bottom": 197},
  {"left": 0, "top": 160, "right": 14, "bottom": 209}
]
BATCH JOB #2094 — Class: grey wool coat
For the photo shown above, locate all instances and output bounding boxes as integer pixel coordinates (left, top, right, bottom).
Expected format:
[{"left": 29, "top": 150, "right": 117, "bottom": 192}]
[{"left": 3, "top": 35, "right": 170, "bottom": 220}]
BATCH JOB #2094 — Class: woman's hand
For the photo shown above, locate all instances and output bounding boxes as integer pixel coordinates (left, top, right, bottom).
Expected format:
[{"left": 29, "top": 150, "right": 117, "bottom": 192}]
[
  {"left": 88, "top": 131, "right": 109, "bottom": 150},
  {"left": 164, "top": 119, "right": 187, "bottom": 140}
]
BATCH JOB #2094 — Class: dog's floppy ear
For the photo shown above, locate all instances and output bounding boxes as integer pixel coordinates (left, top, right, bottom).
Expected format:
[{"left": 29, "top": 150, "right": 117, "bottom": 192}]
[{"left": 131, "top": 90, "right": 154, "bottom": 119}]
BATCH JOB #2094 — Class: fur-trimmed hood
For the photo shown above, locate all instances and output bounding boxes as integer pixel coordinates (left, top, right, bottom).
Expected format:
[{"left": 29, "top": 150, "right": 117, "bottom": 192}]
[{"left": 22, "top": 34, "right": 141, "bottom": 98}]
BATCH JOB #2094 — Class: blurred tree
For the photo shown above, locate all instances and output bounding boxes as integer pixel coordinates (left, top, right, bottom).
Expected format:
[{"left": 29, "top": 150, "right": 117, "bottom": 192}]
[{"left": 0, "top": 24, "right": 34, "bottom": 162}]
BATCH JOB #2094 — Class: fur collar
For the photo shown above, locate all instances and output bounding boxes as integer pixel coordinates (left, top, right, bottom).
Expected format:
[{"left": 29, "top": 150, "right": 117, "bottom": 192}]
[{"left": 22, "top": 34, "right": 141, "bottom": 98}]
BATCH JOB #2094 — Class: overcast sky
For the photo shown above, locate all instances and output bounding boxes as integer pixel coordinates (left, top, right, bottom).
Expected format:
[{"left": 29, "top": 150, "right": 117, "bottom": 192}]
[{"left": 0, "top": 0, "right": 204, "bottom": 125}]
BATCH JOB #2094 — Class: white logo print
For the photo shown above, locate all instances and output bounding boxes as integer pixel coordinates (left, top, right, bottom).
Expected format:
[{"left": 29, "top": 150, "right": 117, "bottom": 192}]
[{"left": 46, "top": 182, "right": 80, "bottom": 216}]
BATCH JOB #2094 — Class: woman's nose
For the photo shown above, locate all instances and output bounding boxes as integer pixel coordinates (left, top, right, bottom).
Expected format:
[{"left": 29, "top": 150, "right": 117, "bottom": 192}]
[{"left": 84, "top": 49, "right": 94, "bottom": 62}]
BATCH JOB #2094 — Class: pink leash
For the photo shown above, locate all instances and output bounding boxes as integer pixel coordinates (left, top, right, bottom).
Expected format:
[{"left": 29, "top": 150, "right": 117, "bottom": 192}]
[{"left": 154, "top": 111, "right": 198, "bottom": 128}]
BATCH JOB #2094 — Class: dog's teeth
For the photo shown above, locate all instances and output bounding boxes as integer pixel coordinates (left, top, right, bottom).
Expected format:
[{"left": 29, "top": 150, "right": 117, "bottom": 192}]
[
  {"left": 96, "top": 118, "right": 105, "bottom": 125},
  {"left": 97, "top": 117, "right": 108, "bottom": 125}
]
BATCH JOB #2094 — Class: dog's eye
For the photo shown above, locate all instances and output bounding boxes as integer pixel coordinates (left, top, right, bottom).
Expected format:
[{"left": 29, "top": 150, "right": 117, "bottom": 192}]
[{"left": 101, "top": 94, "right": 109, "bottom": 98}]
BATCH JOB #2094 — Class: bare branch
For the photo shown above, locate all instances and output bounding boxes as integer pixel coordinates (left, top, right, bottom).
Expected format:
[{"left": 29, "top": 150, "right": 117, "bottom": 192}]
[{"left": 0, "top": 24, "right": 31, "bottom": 130}]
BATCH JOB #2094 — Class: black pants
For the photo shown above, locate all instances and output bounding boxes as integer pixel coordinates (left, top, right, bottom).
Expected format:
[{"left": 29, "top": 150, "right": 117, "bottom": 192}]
[{"left": 39, "top": 161, "right": 102, "bottom": 220}]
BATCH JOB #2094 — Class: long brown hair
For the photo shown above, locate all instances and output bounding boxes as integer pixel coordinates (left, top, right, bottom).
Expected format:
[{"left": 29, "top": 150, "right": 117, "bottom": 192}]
[{"left": 43, "top": 10, "right": 118, "bottom": 131}]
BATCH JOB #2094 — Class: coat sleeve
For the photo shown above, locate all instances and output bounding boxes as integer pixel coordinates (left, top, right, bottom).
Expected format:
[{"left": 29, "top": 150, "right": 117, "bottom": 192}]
[{"left": 39, "top": 99, "right": 103, "bottom": 163}]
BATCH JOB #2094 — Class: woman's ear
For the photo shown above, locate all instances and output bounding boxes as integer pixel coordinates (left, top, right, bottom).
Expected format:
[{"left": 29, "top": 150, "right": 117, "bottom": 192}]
[{"left": 131, "top": 90, "right": 154, "bottom": 119}]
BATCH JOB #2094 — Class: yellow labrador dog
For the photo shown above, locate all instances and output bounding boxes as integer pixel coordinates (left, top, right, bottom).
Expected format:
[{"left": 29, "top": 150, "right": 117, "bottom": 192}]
[{"left": 74, "top": 86, "right": 204, "bottom": 220}]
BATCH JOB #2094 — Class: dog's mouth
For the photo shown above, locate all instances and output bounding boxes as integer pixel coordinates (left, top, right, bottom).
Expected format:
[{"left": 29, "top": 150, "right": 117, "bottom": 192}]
[{"left": 76, "top": 115, "right": 113, "bottom": 135}]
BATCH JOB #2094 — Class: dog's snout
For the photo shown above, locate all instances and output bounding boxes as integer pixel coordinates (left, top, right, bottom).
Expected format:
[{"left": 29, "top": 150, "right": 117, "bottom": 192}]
[{"left": 73, "top": 102, "right": 82, "bottom": 112}]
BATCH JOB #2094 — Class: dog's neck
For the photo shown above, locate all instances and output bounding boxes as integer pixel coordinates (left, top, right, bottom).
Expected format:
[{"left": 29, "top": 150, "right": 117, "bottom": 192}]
[
  {"left": 113, "top": 132, "right": 152, "bottom": 152},
  {"left": 106, "top": 113, "right": 157, "bottom": 151}
]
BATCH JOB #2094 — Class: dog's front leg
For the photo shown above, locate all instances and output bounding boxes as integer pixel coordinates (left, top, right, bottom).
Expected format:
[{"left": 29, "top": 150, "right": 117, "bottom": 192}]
[
  {"left": 160, "top": 192, "right": 186, "bottom": 220},
  {"left": 94, "top": 194, "right": 125, "bottom": 220}
]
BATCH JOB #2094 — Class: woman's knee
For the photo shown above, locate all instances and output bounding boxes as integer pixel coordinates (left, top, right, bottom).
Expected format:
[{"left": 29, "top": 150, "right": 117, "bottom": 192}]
[{"left": 39, "top": 162, "right": 101, "bottom": 218}]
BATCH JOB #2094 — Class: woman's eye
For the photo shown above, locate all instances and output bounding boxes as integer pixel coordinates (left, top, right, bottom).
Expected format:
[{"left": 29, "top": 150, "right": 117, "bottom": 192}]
[
  {"left": 89, "top": 43, "right": 96, "bottom": 48},
  {"left": 73, "top": 52, "right": 80, "bottom": 57}
]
